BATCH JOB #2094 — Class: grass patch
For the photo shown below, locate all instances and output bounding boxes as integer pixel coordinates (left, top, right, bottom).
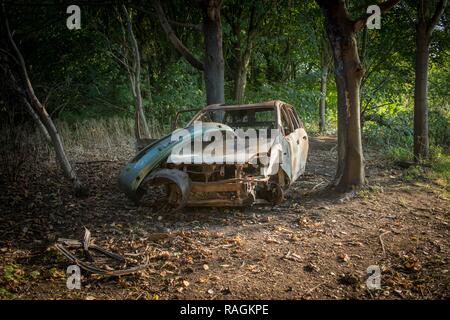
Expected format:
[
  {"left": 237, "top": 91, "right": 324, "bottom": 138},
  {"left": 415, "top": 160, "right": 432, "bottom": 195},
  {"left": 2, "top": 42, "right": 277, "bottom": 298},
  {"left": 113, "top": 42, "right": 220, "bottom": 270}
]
[
  {"left": 401, "top": 147, "right": 450, "bottom": 191},
  {"left": 427, "top": 147, "right": 450, "bottom": 189},
  {"left": 383, "top": 145, "right": 449, "bottom": 194}
]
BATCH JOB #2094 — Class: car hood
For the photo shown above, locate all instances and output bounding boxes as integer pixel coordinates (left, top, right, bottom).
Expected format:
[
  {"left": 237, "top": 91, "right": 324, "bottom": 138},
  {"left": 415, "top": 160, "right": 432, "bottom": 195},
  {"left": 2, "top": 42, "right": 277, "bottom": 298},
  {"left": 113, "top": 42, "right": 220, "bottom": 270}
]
[{"left": 119, "top": 122, "right": 257, "bottom": 199}]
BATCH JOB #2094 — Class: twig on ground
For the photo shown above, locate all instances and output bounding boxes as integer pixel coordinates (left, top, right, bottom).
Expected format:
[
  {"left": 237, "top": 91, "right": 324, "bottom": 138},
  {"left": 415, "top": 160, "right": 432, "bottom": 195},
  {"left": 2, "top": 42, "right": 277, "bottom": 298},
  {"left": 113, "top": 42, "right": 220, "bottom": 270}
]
[
  {"left": 305, "top": 280, "right": 330, "bottom": 296},
  {"left": 379, "top": 230, "right": 391, "bottom": 256}
]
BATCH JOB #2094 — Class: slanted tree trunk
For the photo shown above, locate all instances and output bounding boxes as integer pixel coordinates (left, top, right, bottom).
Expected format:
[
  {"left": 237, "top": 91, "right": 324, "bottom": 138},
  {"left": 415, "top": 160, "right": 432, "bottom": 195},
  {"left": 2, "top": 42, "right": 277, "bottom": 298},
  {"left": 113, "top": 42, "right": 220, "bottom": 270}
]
[
  {"left": 152, "top": 0, "right": 204, "bottom": 71},
  {"left": 316, "top": 0, "right": 400, "bottom": 190},
  {"left": 413, "top": 0, "right": 447, "bottom": 161},
  {"left": 200, "top": 0, "right": 225, "bottom": 105},
  {"left": 3, "top": 7, "right": 84, "bottom": 194}
]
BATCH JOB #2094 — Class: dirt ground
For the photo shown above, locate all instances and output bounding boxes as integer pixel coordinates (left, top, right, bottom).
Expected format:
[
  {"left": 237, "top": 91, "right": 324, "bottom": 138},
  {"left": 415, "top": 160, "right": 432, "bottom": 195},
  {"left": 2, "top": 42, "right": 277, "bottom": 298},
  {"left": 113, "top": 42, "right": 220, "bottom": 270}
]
[{"left": 0, "top": 136, "right": 449, "bottom": 300}]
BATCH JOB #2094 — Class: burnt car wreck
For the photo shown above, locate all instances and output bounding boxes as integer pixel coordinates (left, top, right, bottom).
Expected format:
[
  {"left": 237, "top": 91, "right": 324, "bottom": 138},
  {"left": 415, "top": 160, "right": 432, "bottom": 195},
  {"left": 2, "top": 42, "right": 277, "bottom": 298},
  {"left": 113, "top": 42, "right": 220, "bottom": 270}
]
[{"left": 119, "top": 100, "right": 308, "bottom": 208}]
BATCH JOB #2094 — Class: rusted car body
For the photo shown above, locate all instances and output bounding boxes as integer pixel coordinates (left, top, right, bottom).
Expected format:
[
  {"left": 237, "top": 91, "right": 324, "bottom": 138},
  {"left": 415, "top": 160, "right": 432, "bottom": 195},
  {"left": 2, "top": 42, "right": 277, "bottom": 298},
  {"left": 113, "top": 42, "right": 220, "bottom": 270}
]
[{"left": 118, "top": 100, "right": 308, "bottom": 208}]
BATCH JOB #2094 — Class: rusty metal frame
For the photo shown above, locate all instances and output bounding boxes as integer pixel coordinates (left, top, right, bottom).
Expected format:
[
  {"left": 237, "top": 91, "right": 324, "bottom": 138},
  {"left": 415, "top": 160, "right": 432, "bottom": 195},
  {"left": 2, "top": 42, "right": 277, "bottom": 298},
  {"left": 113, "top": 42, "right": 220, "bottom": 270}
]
[{"left": 119, "top": 100, "right": 308, "bottom": 208}]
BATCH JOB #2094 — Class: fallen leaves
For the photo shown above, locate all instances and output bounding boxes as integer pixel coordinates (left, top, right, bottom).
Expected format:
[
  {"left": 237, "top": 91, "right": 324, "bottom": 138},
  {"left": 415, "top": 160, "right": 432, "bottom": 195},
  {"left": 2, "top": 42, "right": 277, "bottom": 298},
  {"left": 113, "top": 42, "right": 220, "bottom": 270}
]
[
  {"left": 338, "top": 273, "right": 360, "bottom": 287},
  {"left": 402, "top": 255, "right": 422, "bottom": 272},
  {"left": 283, "top": 251, "right": 302, "bottom": 262},
  {"left": 182, "top": 280, "right": 190, "bottom": 287},
  {"left": 303, "top": 262, "right": 320, "bottom": 273},
  {"left": 338, "top": 253, "right": 350, "bottom": 263}
]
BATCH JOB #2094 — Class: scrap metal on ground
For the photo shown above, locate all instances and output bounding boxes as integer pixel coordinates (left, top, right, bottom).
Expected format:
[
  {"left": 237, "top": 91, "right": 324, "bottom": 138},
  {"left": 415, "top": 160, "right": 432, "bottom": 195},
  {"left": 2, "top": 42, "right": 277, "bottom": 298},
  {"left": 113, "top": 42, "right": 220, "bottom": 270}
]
[{"left": 55, "top": 228, "right": 149, "bottom": 276}]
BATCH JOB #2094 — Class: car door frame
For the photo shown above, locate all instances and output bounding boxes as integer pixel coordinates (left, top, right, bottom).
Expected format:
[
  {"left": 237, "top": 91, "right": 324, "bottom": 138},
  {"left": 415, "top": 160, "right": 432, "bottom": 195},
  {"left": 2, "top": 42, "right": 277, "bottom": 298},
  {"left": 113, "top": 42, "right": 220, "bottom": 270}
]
[{"left": 287, "top": 107, "right": 308, "bottom": 180}]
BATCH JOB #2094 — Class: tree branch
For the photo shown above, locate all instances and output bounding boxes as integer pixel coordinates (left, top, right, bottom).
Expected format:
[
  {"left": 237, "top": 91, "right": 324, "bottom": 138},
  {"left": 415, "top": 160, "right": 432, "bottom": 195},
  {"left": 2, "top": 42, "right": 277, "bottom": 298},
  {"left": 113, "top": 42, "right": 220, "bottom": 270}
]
[
  {"left": 353, "top": 0, "right": 402, "bottom": 32},
  {"left": 427, "top": 0, "right": 447, "bottom": 35},
  {"left": 151, "top": 0, "right": 204, "bottom": 71},
  {"left": 168, "top": 20, "right": 202, "bottom": 31}
]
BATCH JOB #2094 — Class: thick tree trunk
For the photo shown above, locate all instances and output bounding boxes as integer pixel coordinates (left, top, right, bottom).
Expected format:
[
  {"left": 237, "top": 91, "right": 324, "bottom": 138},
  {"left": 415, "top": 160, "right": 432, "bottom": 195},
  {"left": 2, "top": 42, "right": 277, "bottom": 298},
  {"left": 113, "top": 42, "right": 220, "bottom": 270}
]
[
  {"left": 3, "top": 8, "right": 84, "bottom": 195},
  {"left": 413, "top": 22, "right": 430, "bottom": 161},
  {"left": 334, "top": 64, "right": 347, "bottom": 183},
  {"left": 413, "top": 0, "right": 447, "bottom": 161},
  {"left": 201, "top": 0, "right": 225, "bottom": 105},
  {"left": 318, "top": 0, "right": 365, "bottom": 190},
  {"left": 339, "top": 38, "right": 365, "bottom": 188}
]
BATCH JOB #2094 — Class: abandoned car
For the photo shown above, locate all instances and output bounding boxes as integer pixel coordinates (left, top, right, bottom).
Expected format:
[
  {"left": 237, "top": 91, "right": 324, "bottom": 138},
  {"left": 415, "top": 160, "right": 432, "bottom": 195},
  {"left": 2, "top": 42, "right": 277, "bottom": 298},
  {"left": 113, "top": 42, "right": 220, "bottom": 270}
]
[{"left": 118, "top": 100, "right": 308, "bottom": 208}]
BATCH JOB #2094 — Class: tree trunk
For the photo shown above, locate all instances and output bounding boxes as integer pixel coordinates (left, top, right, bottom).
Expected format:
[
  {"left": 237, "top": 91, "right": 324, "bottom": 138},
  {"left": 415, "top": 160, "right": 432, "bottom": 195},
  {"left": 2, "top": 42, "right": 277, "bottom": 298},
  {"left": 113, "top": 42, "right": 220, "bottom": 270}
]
[
  {"left": 334, "top": 63, "right": 347, "bottom": 183},
  {"left": 23, "top": 97, "right": 51, "bottom": 144},
  {"left": 3, "top": 62, "right": 52, "bottom": 143},
  {"left": 153, "top": 0, "right": 224, "bottom": 105},
  {"left": 340, "top": 38, "right": 365, "bottom": 188},
  {"left": 319, "top": 46, "right": 329, "bottom": 133},
  {"left": 201, "top": 0, "right": 225, "bottom": 105},
  {"left": 413, "top": 21, "right": 430, "bottom": 161},
  {"left": 152, "top": 0, "right": 204, "bottom": 71},
  {"left": 234, "top": 49, "right": 251, "bottom": 104},
  {"left": 413, "top": 0, "right": 447, "bottom": 161},
  {"left": 318, "top": 64, "right": 328, "bottom": 133},
  {"left": 3, "top": 8, "right": 85, "bottom": 195},
  {"left": 318, "top": 0, "right": 365, "bottom": 190},
  {"left": 122, "top": 5, "right": 151, "bottom": 146}
]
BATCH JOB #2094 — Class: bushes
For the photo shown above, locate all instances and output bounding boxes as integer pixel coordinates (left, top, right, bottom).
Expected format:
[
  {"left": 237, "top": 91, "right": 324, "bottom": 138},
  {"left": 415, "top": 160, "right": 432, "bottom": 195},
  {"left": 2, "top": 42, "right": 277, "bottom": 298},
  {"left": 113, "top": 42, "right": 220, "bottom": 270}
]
[{"left": 363, "top": 105, "right": 449, "bottom": 160}]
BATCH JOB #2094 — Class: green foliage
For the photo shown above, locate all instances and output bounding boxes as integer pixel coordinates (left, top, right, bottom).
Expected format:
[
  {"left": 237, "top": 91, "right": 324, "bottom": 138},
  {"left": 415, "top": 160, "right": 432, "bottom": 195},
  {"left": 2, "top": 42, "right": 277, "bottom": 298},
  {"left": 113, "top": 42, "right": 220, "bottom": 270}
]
[
  {"left": 428, "top": 146, "right": 450, "bottom": 188},
  {"left": 146, "top": 61, "right": 205, "bottom": 127},
  {"left": 244, "top": 76, "right": 337, "bottom": 133},
  {"left": 0, "top": 287, "right": 15, "bottom": 299},
  {"left": 386, "top": 145, "right": 449, "bottom": 190},
  {"left": 0, "top": 264, "right": 25, "bottom": 299},
  {"left": 2, "top": 0, "right": 448, "bottom": 163}
]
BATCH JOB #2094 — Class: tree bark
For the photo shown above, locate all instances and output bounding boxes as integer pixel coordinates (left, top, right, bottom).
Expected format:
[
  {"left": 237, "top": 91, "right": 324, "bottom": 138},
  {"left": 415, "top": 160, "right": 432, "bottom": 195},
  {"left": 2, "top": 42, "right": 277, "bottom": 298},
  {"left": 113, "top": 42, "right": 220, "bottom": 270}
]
[
  {"left": 23, "top": 96, "right": 52, "bottom": 144},
  {"left": 319, "top": 38, "right": 329, "bottom": 133},
  {"left": 413, "top": 0, "right": 447, "bottom": 161},
  {"left": 317, "top": 0, "right": 401, "bottom": 190},
  {"left": 413, "top": 20, "right": 430, "bottom": 161},
  {"left": 317, "top": 0, "right": 365, "bottom": 189},
  {"left": 318, "top": 65, "right": 328, "bottom": 134},
  {"left": 201, "top": 0, "right": 225, "bottom": 105},
  {"left": 233, "top": 48, "right": 252, "bottom": 104},
  {"left": 3, "top": 6, "right": 85, "bottom": 195}
]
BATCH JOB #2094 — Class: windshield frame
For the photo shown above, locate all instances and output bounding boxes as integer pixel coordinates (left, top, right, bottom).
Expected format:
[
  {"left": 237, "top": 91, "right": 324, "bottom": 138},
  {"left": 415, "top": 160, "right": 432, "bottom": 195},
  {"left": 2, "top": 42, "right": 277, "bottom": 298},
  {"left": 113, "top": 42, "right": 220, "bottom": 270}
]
[{"left": 187, "top": 105, "right": 280, "bottom": 130}]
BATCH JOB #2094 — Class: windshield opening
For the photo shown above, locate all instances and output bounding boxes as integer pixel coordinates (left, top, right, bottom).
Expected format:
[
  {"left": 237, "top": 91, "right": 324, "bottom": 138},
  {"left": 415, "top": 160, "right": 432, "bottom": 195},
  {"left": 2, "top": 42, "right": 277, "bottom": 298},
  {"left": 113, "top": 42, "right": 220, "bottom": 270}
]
[{"left": 197, "top": 108, "right": 277, "bottom": 130}]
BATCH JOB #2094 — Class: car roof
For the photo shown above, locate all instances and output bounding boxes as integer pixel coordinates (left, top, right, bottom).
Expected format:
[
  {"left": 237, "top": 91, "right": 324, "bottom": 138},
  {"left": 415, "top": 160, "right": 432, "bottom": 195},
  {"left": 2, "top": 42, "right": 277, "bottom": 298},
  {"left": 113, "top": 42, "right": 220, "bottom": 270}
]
[{"left": 202, "top": 100, "right": 293, "bottom": 112}]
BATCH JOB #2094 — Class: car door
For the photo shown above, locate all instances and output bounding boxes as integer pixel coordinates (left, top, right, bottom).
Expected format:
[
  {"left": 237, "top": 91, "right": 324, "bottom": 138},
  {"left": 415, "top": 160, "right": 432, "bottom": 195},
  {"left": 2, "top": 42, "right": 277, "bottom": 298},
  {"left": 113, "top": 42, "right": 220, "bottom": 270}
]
[
  {"left": 287, "top": 107, "right": 308, "bottom": 180},
  {"left": 279, "top": 106, "right": 296, "bottom": 182},
  {"left": 281, "top": 106, "right": 308, "bottom": 181}
]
